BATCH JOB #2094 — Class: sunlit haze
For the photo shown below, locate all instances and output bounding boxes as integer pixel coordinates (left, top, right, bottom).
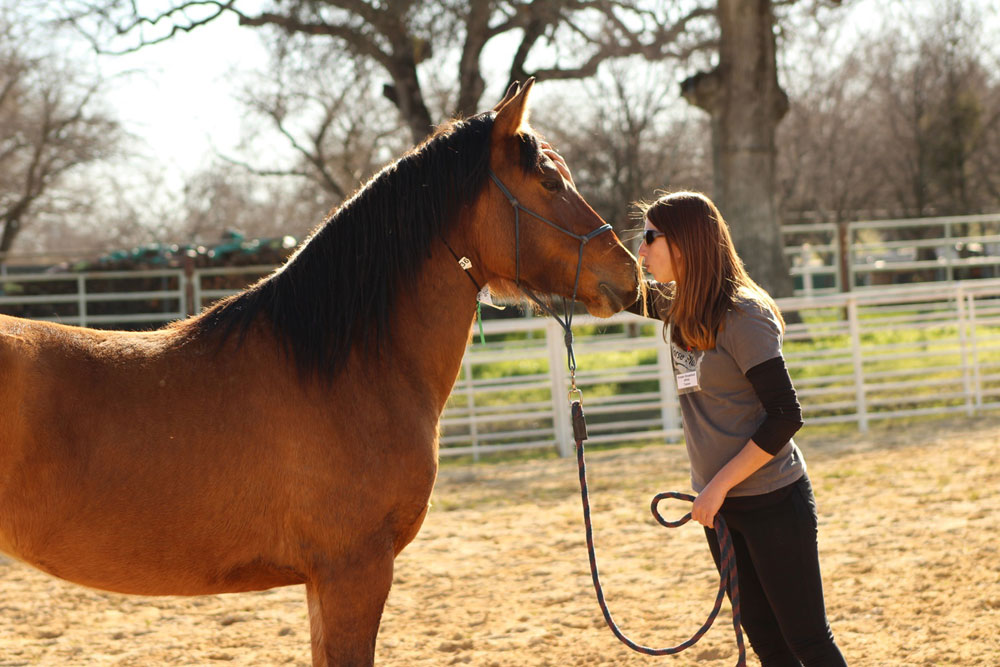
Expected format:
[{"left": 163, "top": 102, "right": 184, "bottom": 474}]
[{"left": 99, "top": 11, "right": 269, "bottom": 178}]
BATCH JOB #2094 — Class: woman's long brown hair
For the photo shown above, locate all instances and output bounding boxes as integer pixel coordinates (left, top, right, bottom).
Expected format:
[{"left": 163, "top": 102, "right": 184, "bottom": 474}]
[{"left": 640, "top": 191, "right": 784, "bottom": 350}]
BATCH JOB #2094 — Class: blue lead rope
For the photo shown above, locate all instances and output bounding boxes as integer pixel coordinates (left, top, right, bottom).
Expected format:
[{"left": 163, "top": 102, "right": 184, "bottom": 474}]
[{"left": 571, "top": 400, "right": 748, "bottom": 665}]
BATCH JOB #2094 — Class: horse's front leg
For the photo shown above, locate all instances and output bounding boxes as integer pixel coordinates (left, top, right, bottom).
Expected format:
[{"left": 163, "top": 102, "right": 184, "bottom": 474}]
[{"left": 305, "top": 549, "right": 395, "bottom": 667}]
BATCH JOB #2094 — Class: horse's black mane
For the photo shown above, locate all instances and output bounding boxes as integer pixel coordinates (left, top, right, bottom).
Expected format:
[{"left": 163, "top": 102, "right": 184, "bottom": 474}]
[{"left": 194, "top": 111, "right": 524, "bottom": 381}]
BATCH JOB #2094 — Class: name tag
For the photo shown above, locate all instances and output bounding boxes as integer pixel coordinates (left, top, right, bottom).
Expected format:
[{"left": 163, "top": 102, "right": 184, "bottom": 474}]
[{"left": 676, "top": 371, "right": 698, "bottom": 390}]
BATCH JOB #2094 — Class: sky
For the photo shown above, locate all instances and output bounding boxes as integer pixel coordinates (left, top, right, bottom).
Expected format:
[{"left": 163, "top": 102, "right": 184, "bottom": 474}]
[{"left": 96, "top": 10, "right": 270, "bottom": 177}]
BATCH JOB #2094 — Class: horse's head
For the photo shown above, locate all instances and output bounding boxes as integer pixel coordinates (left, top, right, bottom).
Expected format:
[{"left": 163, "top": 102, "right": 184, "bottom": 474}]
[{"left": 468, "top": 80, "right": 640, "bottom": 317}]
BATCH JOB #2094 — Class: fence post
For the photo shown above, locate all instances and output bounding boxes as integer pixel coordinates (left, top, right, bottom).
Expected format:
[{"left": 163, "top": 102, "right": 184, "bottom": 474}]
[
  {"left": 183, "top": 255, "right": 196, "bottom": 317},
  {"left": 77, "top": 274, "right": 87, "bottom": 327},
  {"left": 546, "top": 318, "right": 573, "bottom": 457},
  {"left": 839, "top": 221, "right": 851, "bottom": 292},
  {"left": 968, "top": 294, "right": 983, "bottom": 409},
  {"left": 847, "top": 297, "right": 868, "bottom": 431},
  {"left": 800, "top": 245, "right": 814, "bottom": 297},
  {"left": 955, "top": 286, "right": 975, "bottom": 416},
  {"left": 945, "top": 220, "right": 954, "bottom": 283},
  {"left": 954, "top": 288, "right": 970, "bottom": 412},
  {"left": 461, "top": 356, "right": 481, "bottom": 461}
]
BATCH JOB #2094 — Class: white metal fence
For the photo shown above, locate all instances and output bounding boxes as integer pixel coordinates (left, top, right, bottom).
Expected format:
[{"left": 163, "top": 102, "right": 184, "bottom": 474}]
[
  {"left": 5, "top": 267, "right": 1000, "bottom": 460},
  {"left": 0, "top": 269, "right": 187, "bottom": 327},
  {"left": 0, "top": 265, "right": 272, "bottom": 328},
  {"left": 783, "top": 212, "right": 1000, "bottom": 295},
  {"left": 442, "top": 279, "right": 1000, "bottom": 458}
]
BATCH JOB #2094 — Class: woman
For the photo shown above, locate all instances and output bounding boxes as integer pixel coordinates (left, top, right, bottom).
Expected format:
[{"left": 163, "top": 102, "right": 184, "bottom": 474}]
[{"left": 630, "top": 191, "right": 847, "bottom": 666}]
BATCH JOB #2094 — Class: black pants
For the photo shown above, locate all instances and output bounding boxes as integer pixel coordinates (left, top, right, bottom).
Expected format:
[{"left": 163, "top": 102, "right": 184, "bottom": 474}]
[{"left": 703, "top": 475, "right": 847, "bottom": 667}]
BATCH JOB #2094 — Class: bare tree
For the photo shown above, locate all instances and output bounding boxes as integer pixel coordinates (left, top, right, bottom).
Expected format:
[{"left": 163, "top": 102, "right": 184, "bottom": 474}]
[
  {"left": 7, "top": 157, "right": 180, "bottom": 257},
  {"left": 973, "top": 74, "right": 1000, "bottom": 207},
  {"left": 919, "top": 2, "right": 994, "bottom": 216},
  {"left": 536, "top": 59, "right": 712, "bottom": 243},
  {"left": 770, "top": 0, "right": 1000, "bottom": 289},
  {"left": 63, "top": 0, "right": 870, "bottom": 296},
  {"left": 776, "top": 24, "right": 884, "bottom": 224},
  {"left": 0, "top": 13, "right": 122, "bottom": 257},
  {"left": 863, "top": 0, "right": 999, "bottom": 218},
  {"left": 14, "top": 157, "right": 330, "bottom": 258},
  {"left": 680, "top": 0, "right": 847, "bottom": 295},
  {"left": 62, "top": 1, "right": 718, "bottom": 143},
  {"left": 227, "top": 36, "right": 409, "bottom": 201}
]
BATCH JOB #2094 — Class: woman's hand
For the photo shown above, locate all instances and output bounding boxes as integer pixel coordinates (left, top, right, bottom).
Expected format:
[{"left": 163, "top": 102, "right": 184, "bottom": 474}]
[{"left": 692, "top": 480, "right": 727, "bottom": 529}]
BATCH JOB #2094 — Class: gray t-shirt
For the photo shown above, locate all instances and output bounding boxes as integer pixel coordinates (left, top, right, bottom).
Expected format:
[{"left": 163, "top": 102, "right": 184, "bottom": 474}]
[{"left": 643, "top": 283, "right": 806, "bottom": 496}]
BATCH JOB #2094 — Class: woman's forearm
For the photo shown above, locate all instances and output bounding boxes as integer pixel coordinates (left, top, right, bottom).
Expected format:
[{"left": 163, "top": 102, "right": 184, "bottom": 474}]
[
  {"left": 713, "top": 439, "right": 774, "bottom": 492},
  {"left": 691, "top": 439, "right": 774, "bottom": 528}
]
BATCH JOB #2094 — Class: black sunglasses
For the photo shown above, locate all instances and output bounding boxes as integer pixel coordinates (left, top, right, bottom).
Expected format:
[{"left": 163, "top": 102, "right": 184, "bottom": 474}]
[{"left": 643, "top": 229, "right": 665, "bottom": 246}]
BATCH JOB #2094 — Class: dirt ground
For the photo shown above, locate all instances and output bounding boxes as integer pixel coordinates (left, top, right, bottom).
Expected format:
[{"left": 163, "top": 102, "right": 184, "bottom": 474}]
[{"left": 2, "top": 415, "right": 999, "bottom": 666}]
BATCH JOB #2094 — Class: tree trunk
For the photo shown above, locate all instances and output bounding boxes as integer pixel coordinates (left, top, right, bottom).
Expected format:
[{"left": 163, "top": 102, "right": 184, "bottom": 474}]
[
  {"left": 455, "top": 0, "right": 492, "bottom": 118},
  {"left": 0, "top": 218, "right": 21, "bottom": 254},
  {"left": 0, "top": 196, "right": 32, "bottom": 255},
  {"left": 382, "top": 56, "right": 434, "bottom": 143},
  {"left": 681, "top": 0, "right": 793, "bottom": 297}
]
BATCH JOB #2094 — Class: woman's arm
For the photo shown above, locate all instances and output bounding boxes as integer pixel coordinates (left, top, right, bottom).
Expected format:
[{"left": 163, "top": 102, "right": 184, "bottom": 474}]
[
  {"left": 745, "top": 356, "right": 803, "bottom": 454},
  {"left": 691, "top": 355, "right": 803, "bottom": 528},
  {"left": 691, "top": 440, "right": 773, "bottom": 528}
]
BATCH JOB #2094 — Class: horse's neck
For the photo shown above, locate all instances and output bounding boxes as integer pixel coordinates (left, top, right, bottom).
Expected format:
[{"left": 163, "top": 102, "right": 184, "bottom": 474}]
[{"left": 376, "top": 242, "right": 480, "bottom": 414}]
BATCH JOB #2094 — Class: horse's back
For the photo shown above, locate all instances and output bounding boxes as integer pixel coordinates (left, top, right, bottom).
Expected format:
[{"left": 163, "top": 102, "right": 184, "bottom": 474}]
[{"left": 0, "top": 314, "right": 174, "bottom": 453}]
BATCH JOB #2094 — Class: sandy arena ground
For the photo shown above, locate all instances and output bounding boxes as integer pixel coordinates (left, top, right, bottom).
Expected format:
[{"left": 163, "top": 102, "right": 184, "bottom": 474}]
[{"left": 2, "top": 415, "right": 999, "bottom": 666}]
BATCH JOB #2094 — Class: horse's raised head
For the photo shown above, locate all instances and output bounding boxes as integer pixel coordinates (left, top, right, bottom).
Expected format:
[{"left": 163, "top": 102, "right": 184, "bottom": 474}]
[{"left": 472, "top": 79, "right": 640, "bottom": 317}]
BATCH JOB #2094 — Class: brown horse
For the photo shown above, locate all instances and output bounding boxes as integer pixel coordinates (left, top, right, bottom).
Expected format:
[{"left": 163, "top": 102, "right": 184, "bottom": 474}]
[{"left": 0, "top": 80, "right": 638, "bottom": 666}]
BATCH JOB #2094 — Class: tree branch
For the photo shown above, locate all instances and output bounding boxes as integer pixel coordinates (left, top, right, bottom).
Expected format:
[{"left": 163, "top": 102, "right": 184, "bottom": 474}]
[
  {"left": 526, "top": 3, "right": 717, "bottom": 82},
  {"left": 66, "top": 1, "right": 236, "bottom": 55},
  {"left": 217, "top": 152, "right": 316, "bottom": 184},
  {"left": 236, "top": 11, "right": 389, "bottom": 64}
]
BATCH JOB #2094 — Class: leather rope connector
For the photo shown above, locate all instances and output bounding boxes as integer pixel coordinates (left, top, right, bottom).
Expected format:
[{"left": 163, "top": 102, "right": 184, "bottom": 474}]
[{"left": 571, "top": 400, "right": 588, "bottom": 442}]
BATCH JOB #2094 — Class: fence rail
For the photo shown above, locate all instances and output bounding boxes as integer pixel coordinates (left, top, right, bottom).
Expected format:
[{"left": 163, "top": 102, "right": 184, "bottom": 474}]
[
  {"left": 438, "top": 279, "right": 1000, "bottom": 458},
  {"left": 0, "top": 266, "right": 272, "bottom": 328},
  {"left": 782, "top": 212, "right": 1000, "bottom": 295},
  {"left": 4, "top": 267, "right": 1000, "bottom": 460}
]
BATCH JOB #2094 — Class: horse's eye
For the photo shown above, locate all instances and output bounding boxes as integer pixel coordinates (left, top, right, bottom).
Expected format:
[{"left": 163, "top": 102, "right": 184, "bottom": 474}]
[{"left": 541, "top": 179, "right": 562, "bottom": 192}]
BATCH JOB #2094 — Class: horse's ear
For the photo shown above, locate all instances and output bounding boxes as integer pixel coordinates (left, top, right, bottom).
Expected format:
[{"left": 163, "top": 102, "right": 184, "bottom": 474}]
[
  {"left": 493, "top": 77, "right": 534, "bottom": 137},
  {"left": 493, "top": 81, "right": 521, "bottom": 111}
]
